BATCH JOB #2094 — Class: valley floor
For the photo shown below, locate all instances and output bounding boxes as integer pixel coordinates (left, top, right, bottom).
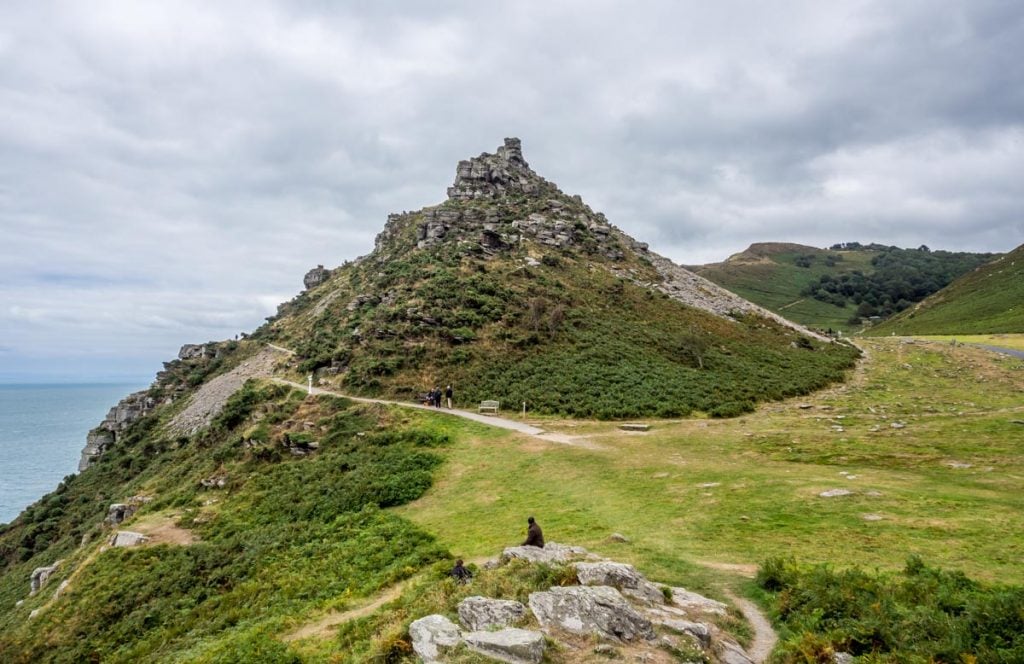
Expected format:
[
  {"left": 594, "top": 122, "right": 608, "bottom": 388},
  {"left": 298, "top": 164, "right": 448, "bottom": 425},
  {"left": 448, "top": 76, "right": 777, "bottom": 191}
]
[{"left": 391, "top": 337, "right": 1024, "bottom": 586}]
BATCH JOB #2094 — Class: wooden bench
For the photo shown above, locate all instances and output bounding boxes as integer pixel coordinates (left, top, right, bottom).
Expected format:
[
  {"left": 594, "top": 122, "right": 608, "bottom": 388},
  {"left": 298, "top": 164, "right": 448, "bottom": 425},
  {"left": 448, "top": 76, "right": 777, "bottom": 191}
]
[{"left": 478, "top": 400, "right": 500, "bottom": 415}]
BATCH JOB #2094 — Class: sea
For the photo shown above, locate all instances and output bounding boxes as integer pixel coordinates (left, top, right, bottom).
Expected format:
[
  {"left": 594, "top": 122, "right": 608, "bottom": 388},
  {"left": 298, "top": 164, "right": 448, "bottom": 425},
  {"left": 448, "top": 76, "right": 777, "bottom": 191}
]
[{"left": 0, "top": 383, "right": 146, "bottom": 525}]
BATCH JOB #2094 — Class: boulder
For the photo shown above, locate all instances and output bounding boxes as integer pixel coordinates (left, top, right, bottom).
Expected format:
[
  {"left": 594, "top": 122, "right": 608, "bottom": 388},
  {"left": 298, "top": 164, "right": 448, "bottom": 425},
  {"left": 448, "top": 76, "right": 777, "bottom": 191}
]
[
  {"left": 667, "top": 588, "right": 728, "bottom": 615},
  {"left": 657, "top": 619, "right": 711, "bottom": 647},
  {"left": 29, "top": 561, "right": 62, "bottom": 595},
  {"left": 106, "top": 503, "right": 136, "bottom": 525},
  {"left": 109, "top": 531, "right": 150, "bottom": 548},
  {"left": 463, "top": 628, "right": 546, "bottom": 664},
  {"left": 501, "top": 542, "right": 590, "bottom": 565},
  {"left": 574, "top": 561, "right": 664, "bottom": 604},
  {"left": 716, "top": 640, "right": 756, "bottom": 664},
  {"left": 409, "top": 614, "right": 462, "bottom": 663},
  {"left": 528, "top": 585, "right": 655, "bottom": 642},
  {"left": 303, "top": 264, "right": 331, "bottom": 290},
  {"left": 458, "top": 596, "right": 527, "bottom": 631}
]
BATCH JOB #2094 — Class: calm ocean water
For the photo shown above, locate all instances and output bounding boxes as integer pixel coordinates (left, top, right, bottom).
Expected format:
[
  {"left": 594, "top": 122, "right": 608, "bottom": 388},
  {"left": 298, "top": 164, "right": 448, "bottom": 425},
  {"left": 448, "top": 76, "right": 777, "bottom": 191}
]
[{"left": 0, "top": 384, "right": 145, "bottom": 524}]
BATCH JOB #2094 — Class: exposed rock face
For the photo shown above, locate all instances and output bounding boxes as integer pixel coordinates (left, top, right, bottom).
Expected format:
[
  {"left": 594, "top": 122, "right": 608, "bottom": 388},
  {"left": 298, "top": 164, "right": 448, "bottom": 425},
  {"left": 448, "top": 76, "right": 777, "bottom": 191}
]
[
  {"left": 528, "top": 585, "right": 655, "bottom": 642},
  {"left": 303, "top": 264, "right": 331, "bottom": 290},
  {"left": 458, "top": 596, "right": 527, "bottom": 631},
  {"left": 29, "top": 561, "right": 61, "bottom": 595},
  {"left": 78, "top": 391, "right": 157, "bottom": 471},
  {"left": 574, "top": 562, "right": 665, "bottom": 605},
  {"left": 106, "top": 503, "right": 134, "bottom": 525},
  {"left": 501, "top": 542, "right": 591, "bottom": 565},
  {"left": 463, "top": 628, "right": 546, "bottom": 664},
  {"left": 409, "top": 614, "right": 462, "bottom": 663},
  {"left": 716, "top": 639, "right": 756, "bottom": 664},
  {"left": 178, "top": 343, "right": 217, "bottom": 360},
  {"left": 655, "top": 618, "right": 712, "bottom": 647},
  {"left": 447, "top": 137, "right": 535, "bottom": 201},
  {"left": 109, "top": 531, "right": 149, "bottom": 548}
]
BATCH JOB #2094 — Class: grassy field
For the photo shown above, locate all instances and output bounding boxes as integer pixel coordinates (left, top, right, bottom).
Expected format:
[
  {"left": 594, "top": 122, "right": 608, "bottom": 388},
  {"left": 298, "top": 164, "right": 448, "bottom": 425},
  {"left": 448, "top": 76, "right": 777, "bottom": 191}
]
[
  {"left": 396, "top": 338, "right": 1024, "bottom": 586},
  {"left": 912, "top": 334, "right": 1024, "bottom": 352}
]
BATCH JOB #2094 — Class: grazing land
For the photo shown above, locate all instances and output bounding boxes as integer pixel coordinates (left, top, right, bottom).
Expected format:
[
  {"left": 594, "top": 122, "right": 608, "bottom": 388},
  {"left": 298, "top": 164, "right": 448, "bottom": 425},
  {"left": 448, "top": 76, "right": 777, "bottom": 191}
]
[{"left": 398, "top": 338, "right": 1024, "bottom": 584}]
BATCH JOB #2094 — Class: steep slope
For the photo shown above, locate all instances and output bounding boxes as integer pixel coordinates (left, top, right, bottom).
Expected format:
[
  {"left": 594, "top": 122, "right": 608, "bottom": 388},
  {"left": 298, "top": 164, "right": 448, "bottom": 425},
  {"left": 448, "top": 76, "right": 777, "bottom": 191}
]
[
  {"left": 869, "top": 243, "right": 1024, "bottom": 335},
  {"left": 258, "top": 139, "right": 859, "bottom": 419},
  {"left": 694, "top": 242, "right": 998, "bottom": 332}
]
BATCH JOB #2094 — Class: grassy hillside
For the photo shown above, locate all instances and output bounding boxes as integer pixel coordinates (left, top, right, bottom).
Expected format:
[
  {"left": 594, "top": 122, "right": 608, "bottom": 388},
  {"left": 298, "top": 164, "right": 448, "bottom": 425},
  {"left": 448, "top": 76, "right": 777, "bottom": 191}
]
[
  {"left": 695, "top": 242, "right": 997, "bottom": 332},
  {"left": 0, "top": 380, "right": 452, "bottom": 662},
  {"left": 869, "top": 244, "right": 1024, "bottom": 335}
]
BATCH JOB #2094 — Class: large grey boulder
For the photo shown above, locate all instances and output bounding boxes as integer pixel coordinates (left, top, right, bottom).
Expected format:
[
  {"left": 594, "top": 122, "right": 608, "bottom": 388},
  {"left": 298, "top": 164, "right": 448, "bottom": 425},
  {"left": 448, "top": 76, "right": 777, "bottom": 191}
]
[
  {"left": 458, "top": 596, "right": 526, "bottom": 631},
  {"left": 668, "top": 587, "right": 728, "bottom": 615},
  {"left": 657, "top": 618, "right": 712, "bottom": 647},
  {"left": 409, "top": 614, "right": 462, "bottom": 663},
  {"left": 716, "top": 639, "right": 756, "bottom": 664},
  {"left": 29, "top": 561, "right": 62, "bottom": 595},
  {"left": 528, "top": 585, "right": 655, "bottom": 642},
  {"left": 463, "top": 628, "right": 546, "bottom": 664},
  {"left": 574, "top": 561, "right": 664, "bottom": 604},
  {"left": 109, "top": 531, "right": 150, "bottom": 548},
  {"left": 501, "top": 542, "right": 590, "bottom": 565}
]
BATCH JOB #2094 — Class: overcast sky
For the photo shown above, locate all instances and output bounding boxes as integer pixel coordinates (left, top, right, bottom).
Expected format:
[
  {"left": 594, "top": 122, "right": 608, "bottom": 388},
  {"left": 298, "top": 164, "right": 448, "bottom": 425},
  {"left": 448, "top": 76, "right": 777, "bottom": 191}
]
[{"left": 2, "top": 1, "right": 1022, "bottom": 382}]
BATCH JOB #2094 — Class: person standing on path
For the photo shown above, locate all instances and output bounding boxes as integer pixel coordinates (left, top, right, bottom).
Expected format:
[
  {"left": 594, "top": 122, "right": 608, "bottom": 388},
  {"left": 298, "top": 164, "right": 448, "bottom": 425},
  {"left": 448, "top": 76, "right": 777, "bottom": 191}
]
[
  {"left": 445, "top": 384, "right": 454, "bottom": 409},
  {"left": 522, "top": 516, "right": 544, "bottom": 548}
]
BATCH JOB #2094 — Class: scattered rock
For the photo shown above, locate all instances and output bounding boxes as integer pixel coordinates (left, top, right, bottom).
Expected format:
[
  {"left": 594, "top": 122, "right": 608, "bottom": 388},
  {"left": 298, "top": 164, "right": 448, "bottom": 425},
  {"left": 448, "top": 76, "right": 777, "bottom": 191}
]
[
  {"left": 528, "top": 585, "right": 655, "bottom": 642},
  {"left": 619, "top": 423, "right": 650, "bottom": 432},
  {"left": 833, "top": 653, "right": 855, "bottom": 664},
  {"left": 593, "top": 643, "right": 619, "bottom": 656},
  {"left": 409, "top": 614, "right": 462, "bottom": 663},
  {"left": 819, "top": 489, "right": 854, "bottom": 498},
  {"left": 574, "top": 562, "right": 664, "bottom": 604},
  {"left": 29, "top": 609, "right": 40, "bottom": 620},
  {"left": 862, "top": 514, "right": 884, "bottom": 522},
  {"left": 651, "top": 472, "right": 669, "bottom": 479},
  {"left": 608, "top": 532, "right": 630, "bottom": 543},
  {"left": 890, "top": 422, "right": 906, "bottom": 429},
  {"left": 53, "top": 579, "right": 70, "bottom": 599},
  {"left": 106, "top": 503, "right": 136, "bottom": 525},
  {"left": 945, "top": 461, "right": 972, "bottom": 469},
  {"left": 1011, "top": 420, "right": 1024, "bottom": 426},
  {"left": 698, "top": 482, "right": 720, "bottom": 488},
  {"left": 109, "top": 531, "right": 150, "bottom": 548},
  {"left": 865, "top": 490, "right": 884, "bottom": 497},
  {"left": 797, "top": 403, "right": 813, "bottom": 409},
  {"left": 463, "top": 628, "right": 546, "bottom": 664},
  {"left": 458, "top": 596, "right": 527, "bottom": 631}
]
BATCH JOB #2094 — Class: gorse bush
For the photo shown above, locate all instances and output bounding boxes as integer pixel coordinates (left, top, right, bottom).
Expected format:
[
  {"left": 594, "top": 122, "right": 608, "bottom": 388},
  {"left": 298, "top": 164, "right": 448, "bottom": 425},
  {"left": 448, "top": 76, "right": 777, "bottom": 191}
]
[{"left": 758, "top": 556, "right": 1024, "bottom": 663}]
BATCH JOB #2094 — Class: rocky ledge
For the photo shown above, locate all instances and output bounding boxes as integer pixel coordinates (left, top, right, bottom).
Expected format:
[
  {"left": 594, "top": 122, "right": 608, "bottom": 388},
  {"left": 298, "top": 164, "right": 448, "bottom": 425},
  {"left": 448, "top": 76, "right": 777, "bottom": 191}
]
[{"left": 410, "top": 542, "right": 758, "bottom": 664}]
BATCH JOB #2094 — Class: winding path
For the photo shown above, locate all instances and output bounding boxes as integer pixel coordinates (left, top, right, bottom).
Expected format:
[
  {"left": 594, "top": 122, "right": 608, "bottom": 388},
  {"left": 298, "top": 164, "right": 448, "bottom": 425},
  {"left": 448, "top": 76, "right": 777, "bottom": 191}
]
[
  {"left": 270, "top": 378, "right": 599, "bottom": 448},
  {"left": 721, "top": 589, "right": 778, "bottom": 664},
  {"left": 970, "top": 344, "right": 1024, "bottom": 359}
]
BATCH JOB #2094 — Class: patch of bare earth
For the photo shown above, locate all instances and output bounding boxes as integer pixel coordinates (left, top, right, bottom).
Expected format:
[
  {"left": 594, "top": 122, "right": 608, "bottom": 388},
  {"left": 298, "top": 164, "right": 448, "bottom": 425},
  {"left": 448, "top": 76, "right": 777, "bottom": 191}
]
[{"left": 131, "top": 513, "right": 197, "bottom": 546}]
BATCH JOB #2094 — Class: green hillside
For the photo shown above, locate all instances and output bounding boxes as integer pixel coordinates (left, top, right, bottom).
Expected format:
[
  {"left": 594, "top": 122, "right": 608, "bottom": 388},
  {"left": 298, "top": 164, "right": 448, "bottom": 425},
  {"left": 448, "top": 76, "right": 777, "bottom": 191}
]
[
  {"left": 258, "top": 141, "right": 859, "bottom": 419},
  {"left": 694, "top": 242, "right": 997, "bottom": 332},
  {"left": 869, "top": 244, "right": 1024, "bottom": 335}
]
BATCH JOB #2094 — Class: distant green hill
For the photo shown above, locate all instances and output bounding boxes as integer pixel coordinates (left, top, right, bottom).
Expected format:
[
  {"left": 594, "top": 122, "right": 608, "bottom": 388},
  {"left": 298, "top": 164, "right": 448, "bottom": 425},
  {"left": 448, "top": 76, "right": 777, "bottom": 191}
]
[
  {"left": 694, "top": 242, "right": 998, "bottom": 332},
  {"left": 869, "top": 243, "right": 1024, "bottom": 335}
]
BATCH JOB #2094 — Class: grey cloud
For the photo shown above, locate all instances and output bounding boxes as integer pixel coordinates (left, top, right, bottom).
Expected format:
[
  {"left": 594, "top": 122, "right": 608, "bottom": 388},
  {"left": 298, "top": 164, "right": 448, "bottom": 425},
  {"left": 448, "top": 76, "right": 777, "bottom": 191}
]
[{"left": 1, "top": 0, "right": 1022, "bottom": 380}]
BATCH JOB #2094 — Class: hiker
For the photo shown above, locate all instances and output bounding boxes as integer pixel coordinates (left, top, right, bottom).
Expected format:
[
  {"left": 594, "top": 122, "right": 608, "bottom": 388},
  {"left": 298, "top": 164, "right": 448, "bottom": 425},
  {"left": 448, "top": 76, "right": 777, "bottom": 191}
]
[
  {"left": 433, "top": 386, "right": 442, "bottom": 408},
  {"left": 450, "top": 558, "right": 472, "bottom": 584},
  {"left": 445, "top": 384, "right": 454, "bottom": 409},
  {"left": 522, "top": 516, "right": 544, "bottom": 548}
]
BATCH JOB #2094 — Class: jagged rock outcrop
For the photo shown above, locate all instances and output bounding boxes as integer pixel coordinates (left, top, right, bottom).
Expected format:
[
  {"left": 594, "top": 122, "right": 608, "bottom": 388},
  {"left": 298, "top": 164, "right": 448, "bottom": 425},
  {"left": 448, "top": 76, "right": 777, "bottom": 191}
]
[
  {"left": 29, "top": 561, "right": 61, "bottom": 595},
  {"left": 78, "top": 391, "right": 157, "bottom": 471},
  {"left": 528, "top": 585, "right": 656, "bottom": 642},
  {"left": 409, "top": 614, "right": 462, "bottom": 663},
  {"left": 303, "top": 264, "right": 331, "bottom": 290},
  {"left": 458, "top": 596, "right": 527, "bottom": 631}
]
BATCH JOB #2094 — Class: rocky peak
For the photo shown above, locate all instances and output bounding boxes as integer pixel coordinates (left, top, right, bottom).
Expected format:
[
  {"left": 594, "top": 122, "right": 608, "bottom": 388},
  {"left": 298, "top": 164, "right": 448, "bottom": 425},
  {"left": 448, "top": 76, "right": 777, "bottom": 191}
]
[{"left": 446, "top": 137, "right": 542, "bottom": 201}]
